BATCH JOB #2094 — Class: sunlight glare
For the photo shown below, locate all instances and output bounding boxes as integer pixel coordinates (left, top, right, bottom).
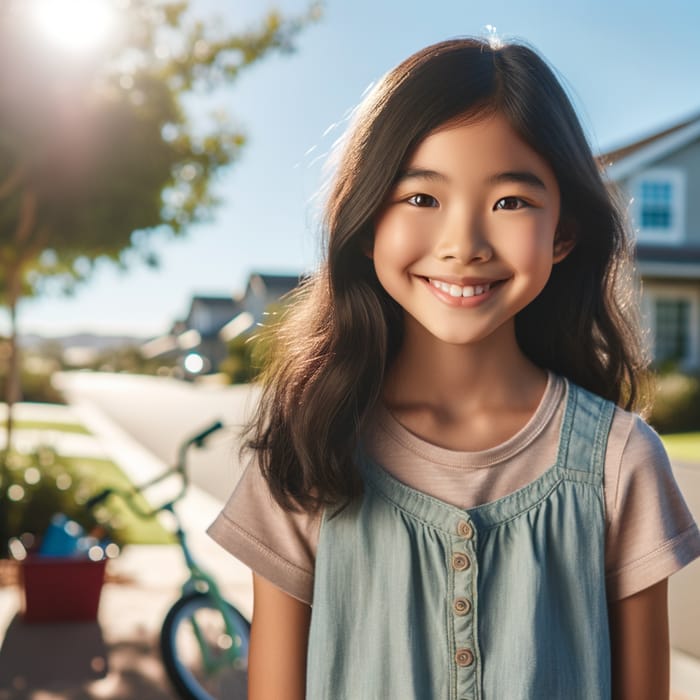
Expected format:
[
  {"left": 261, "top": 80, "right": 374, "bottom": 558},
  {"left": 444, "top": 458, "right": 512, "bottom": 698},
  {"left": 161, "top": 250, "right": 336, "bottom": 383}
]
[{"left": 30, "top": 0, "right": 116, "bottom": 53}]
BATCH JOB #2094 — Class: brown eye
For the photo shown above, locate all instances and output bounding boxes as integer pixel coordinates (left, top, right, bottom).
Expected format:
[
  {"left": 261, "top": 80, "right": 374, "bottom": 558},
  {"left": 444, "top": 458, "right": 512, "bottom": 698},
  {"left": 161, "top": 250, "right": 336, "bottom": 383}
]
[
  {"left": 495, "top": 197, "right": 528, "bottom": 210},
  {"left": 407, "top": 193, "right": 438, "bottom": 208}
]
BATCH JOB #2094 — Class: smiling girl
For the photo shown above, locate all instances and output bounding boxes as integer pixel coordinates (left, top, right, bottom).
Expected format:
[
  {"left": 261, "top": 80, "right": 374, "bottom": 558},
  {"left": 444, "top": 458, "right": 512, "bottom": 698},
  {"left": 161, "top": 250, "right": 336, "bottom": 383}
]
[{"left": 209, "top": 38, "right": 700, "bottom": 699}]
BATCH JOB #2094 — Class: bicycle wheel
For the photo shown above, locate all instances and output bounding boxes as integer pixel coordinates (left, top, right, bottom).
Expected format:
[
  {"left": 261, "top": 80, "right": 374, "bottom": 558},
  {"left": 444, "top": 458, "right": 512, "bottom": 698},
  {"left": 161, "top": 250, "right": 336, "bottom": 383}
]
[{"left": 160, "top": 591, "right": 250, "bottom": 700}]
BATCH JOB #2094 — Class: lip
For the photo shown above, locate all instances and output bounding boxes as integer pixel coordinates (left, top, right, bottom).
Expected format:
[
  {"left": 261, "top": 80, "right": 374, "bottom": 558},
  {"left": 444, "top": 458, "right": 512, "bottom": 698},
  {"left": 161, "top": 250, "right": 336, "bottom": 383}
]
[{"left": 419, "top": 275, "right": 507, "bottom": 307}]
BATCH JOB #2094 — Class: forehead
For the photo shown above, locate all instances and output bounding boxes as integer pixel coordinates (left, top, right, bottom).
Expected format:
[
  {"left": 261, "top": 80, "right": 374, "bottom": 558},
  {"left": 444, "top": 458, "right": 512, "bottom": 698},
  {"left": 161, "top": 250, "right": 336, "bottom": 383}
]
[{"left": 407, "top": 113, "right": 557, "bottom": 188}]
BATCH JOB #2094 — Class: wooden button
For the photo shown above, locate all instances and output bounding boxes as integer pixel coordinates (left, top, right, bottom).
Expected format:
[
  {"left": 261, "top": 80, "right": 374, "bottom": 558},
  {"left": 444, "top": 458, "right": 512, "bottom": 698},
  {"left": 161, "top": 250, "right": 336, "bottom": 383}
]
[
  {"left": 457, "top": 520, "right": 474, "bottom": 539},
  {"left": 451, "top": 553, "right": 470, "bottom": 571},
  {"left": 453, "top": 597, "right": 471, "bottom": 616},
  {"left": 455, "top": 648, "right": 474, "bottom": 667}
]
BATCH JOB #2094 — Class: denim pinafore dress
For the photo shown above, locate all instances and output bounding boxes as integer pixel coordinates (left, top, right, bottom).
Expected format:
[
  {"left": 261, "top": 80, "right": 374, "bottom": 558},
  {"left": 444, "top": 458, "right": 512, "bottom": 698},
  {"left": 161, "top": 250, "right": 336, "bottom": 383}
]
[{"left": 306, "top": 381, "right": 615, "bottom": 699}]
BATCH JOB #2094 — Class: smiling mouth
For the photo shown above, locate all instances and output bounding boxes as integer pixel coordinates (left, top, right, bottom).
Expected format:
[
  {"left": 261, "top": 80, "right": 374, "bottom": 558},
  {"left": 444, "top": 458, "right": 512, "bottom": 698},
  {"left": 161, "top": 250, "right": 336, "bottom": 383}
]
[{"left": 427, "top": 277, "right": 506, "bottom": 298}]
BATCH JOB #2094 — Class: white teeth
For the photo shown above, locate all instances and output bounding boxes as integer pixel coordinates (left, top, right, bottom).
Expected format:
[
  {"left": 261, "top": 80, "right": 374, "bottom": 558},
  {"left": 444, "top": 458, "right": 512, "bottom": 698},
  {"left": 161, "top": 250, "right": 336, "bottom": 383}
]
[{"left": 429, "top": 278, "right": 492, "bottom": 298}]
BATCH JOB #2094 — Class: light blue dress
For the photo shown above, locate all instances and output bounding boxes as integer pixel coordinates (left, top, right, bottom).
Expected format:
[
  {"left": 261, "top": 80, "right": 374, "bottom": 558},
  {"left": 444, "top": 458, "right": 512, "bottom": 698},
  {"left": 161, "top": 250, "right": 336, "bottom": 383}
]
[{"left": 306, "top": 381, "right": 615, "bottom": 699}]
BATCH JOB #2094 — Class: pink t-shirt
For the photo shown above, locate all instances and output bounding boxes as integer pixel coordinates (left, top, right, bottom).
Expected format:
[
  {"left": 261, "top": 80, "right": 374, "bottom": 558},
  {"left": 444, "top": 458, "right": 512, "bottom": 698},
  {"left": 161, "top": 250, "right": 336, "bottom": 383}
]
[{"left": 208, "top": 374, "right": 700, "bottom": 604}]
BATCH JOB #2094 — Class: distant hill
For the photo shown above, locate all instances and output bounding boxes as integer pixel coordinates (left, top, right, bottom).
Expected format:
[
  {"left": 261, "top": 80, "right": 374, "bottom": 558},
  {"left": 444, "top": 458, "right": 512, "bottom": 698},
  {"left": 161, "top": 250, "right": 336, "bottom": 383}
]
[{"left": 20, "top": 333, "right": 150, "bottom": 352}]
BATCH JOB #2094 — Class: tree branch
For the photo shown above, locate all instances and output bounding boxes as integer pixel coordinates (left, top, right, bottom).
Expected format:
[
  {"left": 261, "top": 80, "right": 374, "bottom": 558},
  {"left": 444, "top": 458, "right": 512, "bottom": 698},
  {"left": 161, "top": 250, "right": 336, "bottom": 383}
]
[
  {"left": 15, "top": 188, "right": 37, "bottom": 247},
  {"left": 0, "top": 161, "right": 28, "bottom": 199}
]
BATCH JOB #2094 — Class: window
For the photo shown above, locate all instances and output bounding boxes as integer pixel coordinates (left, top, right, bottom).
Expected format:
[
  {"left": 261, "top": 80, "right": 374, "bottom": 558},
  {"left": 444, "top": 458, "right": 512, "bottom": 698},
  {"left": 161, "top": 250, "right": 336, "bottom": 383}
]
[
  {"left": 640, "top": 181, "right": 672, "bottom": 228},
  {"left": 644, "top": 286, "right": 700, "bottom": 368},
  {"left": 631, "top": 168, "right": 685, "bottom": 243},
  {"left": 654, "top": 298, "right": 690, "bottom": 363}
]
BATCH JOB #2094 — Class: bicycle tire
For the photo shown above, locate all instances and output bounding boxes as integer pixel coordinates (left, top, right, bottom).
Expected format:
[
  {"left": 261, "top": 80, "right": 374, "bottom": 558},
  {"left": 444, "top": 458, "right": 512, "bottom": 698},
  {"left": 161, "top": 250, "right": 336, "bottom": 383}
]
[{"left": 160, "top": 591, "right": 250, "bottom": 700}]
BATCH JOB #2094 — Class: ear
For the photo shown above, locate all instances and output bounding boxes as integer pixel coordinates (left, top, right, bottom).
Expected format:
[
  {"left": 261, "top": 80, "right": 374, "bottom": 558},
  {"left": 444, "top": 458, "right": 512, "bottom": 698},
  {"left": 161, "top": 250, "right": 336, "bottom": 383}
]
[{"left": 552, "top": 221, "right": 576, "bottom": 264}]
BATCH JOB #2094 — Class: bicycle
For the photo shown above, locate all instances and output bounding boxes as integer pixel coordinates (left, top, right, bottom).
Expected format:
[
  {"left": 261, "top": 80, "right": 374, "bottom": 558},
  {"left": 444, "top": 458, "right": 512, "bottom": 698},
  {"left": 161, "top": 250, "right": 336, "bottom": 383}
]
[{"left": 87, "top": 421, "right": 250, "bottom": 700}]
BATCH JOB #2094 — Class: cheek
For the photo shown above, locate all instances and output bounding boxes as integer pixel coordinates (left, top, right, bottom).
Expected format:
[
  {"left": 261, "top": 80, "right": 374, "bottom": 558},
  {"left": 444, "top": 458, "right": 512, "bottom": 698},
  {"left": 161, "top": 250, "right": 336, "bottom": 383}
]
[
  {"left": 498, "top": 220, "right": 557, "bottom": 269},
  {"left": 373, "top": 212, "right": 425, "bottom": 269}
]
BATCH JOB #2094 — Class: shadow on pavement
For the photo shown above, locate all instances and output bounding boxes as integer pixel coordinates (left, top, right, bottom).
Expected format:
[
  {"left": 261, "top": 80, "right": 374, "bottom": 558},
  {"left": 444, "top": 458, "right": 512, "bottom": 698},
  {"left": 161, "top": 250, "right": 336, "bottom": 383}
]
[{"left": 0, "top": 614, "right": 173, "bottom": 699}]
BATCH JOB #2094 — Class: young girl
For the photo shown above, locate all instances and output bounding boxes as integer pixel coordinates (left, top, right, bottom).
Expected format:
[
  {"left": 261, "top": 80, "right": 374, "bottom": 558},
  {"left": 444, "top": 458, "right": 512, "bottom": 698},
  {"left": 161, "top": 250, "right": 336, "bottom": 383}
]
[{"left": 209, "top": 38, "right": 700, "bottom": 699}]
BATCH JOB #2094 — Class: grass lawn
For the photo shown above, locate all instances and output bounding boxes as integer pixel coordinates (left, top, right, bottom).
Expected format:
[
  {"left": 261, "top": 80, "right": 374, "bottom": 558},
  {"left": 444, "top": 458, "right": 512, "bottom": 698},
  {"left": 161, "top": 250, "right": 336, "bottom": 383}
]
[
  {"left": 63, "top": 456, "right": 175, "bottom": 546},
  {"left": 2, "top": 420, "right": 92, "bottom": 435},
  {"left": 660, "top": 433, "right": 700, "bottom": 463}
]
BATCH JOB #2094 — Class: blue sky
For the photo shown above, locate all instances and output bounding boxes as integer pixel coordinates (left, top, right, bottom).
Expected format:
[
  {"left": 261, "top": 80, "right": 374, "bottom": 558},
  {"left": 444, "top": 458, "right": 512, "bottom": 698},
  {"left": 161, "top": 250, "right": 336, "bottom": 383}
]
[{"left": 7, "top": 0, "right": 700, "bottom": 338}]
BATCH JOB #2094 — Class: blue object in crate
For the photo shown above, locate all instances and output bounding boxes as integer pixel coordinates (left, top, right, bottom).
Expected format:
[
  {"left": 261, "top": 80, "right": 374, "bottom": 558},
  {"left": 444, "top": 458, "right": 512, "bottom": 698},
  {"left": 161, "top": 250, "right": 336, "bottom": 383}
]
[{"left": 38, "top": 513, "right": 86, "bottom": 557}]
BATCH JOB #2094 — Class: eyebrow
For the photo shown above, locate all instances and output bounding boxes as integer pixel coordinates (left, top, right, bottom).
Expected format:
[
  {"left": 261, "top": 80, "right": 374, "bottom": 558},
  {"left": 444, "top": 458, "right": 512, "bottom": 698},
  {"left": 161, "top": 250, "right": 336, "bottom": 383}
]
[
  {"left": 395, "top": 168, "right": 448, "bottom": 184},
  {"left": 395, "top": 168, "right": 548, "bottom": 190},
  {"left": 487, "top": 171, "right": 547, "bottom": 190}
]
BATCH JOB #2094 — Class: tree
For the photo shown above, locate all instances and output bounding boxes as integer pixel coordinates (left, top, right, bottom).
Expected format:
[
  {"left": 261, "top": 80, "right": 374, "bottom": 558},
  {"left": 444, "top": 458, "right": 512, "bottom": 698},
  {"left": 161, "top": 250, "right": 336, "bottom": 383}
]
[{"left": 0, "top": 0, "right": 321, "bottom": 555}]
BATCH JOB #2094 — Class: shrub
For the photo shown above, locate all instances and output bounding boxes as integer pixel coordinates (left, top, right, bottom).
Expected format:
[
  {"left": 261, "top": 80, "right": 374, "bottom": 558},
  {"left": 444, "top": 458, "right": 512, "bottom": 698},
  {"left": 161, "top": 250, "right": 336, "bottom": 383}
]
[
  {"left": 648, "top": 372, "right": 700, "bottom": 434},
  {"left": 2, "top": 446, "right": 174, "bottom": 556},
  {"left": 3, "top": 446, "right": 107, "bottom": 551}
]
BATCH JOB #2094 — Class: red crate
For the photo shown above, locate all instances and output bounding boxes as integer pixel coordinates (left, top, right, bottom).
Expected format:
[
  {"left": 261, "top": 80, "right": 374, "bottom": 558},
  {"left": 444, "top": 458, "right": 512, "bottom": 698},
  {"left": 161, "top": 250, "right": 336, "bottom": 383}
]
[{"left": 21, "top": 556, "right": 107, "bottom": 623}]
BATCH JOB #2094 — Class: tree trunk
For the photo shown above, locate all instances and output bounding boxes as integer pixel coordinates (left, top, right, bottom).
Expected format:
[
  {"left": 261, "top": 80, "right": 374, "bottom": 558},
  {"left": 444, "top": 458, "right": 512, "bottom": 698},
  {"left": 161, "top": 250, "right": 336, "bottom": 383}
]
[
  {"left": 0, "top": 266, "right": 22, "bottom": 557},
  {"left": 5, "top": 266, "right": 22, "bottom": 453},
  {"left": 0, "top": 186, "right": 33, "bottom": 558}
]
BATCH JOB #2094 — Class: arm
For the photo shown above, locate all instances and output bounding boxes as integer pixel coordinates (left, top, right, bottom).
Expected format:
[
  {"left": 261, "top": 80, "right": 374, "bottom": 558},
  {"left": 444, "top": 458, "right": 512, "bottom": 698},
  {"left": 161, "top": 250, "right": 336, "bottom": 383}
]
[
  {"left": 608, "top": 578, "right": 669, "bottom": 700},
  {"left": 248, "top": 572, "right": 312, "bottom": 700}
]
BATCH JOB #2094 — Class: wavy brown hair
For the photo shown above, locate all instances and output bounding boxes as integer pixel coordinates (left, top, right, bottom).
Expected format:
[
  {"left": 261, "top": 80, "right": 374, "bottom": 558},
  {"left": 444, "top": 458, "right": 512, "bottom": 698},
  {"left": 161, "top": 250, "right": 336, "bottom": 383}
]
[{"left": 245, "top": 38, "right": 649, "bottom": 512}]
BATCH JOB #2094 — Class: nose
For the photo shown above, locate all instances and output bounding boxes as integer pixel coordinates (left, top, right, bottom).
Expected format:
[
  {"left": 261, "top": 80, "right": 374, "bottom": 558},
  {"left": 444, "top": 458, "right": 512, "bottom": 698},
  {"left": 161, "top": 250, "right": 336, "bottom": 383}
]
[{"left": 434, "top": 209, "right": 493, "bottom": 264}]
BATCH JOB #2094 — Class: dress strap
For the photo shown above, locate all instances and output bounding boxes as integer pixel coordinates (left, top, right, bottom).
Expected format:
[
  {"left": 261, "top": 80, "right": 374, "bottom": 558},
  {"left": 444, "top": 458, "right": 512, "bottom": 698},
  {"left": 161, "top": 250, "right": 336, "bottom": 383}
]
[{"left": 555, "top": 380, "right": 615, "bottom": 478}]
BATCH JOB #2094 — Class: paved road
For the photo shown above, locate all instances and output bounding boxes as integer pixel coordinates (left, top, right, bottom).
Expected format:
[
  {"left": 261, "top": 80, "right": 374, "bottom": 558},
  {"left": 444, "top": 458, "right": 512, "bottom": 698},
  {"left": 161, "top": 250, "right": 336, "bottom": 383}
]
[{"left": 53, "top": 371, "right": 260, "bottom": 503}]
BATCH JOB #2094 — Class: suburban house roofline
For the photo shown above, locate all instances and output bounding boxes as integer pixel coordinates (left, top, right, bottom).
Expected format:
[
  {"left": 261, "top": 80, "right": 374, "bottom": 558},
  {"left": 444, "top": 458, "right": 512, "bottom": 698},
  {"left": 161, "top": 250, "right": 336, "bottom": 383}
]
[
  {"left": 638, "top": 262, "right": 700, "bottom": 279},
  {"left": 602, "top": 113, "right": 700, "bottom": 181},
  {"left": 637, "top": 245, "right": 700, "bottom": 264}
]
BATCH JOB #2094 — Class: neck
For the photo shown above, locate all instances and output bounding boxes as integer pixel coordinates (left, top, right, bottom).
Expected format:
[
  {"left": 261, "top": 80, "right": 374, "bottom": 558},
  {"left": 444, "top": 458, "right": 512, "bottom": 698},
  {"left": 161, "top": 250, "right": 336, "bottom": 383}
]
[{"left": 383, "top": 318, "right": 547, "bottom": 414}]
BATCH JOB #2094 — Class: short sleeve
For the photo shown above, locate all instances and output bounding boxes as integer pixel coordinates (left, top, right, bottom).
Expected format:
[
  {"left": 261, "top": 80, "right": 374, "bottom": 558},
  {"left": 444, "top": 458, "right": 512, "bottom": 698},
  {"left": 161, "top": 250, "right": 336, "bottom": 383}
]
[
  {"left": 604, "top": 412, "right": 700, "bottom": 601},
  {"left": 207, "top": 457, "right": 321, "bottom": 605}
]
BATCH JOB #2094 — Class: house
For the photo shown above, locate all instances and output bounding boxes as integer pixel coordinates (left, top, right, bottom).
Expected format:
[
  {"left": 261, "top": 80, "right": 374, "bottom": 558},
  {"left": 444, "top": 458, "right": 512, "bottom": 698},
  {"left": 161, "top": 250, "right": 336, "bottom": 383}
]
[
  {"left": 219, "top": 273, "right": 301, "bottom": 342},
  {"left": 141, "top": 272, "right": 301, "bottom": 374},
  {"left": 603, "top": 112, "right": 700, "bottom": 368}
]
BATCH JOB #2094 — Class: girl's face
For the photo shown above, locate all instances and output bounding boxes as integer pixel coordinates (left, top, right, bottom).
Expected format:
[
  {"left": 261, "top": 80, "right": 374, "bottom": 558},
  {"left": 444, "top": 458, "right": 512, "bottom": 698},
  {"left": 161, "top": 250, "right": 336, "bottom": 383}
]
[{"left": 371, "top": 112, "right": 568, "bottom": 348}]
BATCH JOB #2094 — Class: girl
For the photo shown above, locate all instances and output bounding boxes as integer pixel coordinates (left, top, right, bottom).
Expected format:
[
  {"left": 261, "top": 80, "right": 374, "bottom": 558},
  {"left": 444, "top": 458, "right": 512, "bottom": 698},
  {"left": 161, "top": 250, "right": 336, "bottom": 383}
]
[{"left": 209, "top": 38, "right": 700, "bottom": 699}]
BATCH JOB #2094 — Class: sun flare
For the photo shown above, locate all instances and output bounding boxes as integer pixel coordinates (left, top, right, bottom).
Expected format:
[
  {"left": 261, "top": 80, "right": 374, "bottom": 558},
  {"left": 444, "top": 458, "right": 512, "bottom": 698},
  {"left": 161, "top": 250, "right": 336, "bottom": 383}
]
[{"left": 29, "top": 0, "right": 116, "bottom": 53}]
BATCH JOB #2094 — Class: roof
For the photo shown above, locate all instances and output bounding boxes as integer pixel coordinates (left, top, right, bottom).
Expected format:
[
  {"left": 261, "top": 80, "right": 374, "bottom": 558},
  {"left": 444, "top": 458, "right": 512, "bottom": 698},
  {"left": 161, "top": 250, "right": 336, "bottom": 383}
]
[
  {"left": 189, "top": 295, "right": 237, "bottom": 308},
  {"left": 253, "top": 273, "right": 302, "bottom": 289},
  {"left": 601, "top": 112, "right": 700, "bottom": 163},
  {"left": 635, "top": 243, "right": 700, "bottom": 279},
  {"left": 602, "top": 111, "right": 700, "bottom": 180},
  {"left": 244, "top": 272, "right": 302, "bottom": 300}
]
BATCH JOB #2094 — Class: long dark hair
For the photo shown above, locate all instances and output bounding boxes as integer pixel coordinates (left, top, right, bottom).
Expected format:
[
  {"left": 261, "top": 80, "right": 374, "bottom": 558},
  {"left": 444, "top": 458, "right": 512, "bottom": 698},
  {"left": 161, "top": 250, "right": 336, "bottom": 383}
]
[{"left": 245, "top": 38, "right": 649, "bottom": 512}]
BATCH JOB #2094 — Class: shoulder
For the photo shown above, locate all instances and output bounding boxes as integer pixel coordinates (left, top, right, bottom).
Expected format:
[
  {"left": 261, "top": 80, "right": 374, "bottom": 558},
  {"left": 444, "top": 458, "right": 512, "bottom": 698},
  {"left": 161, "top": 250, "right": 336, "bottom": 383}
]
[
  {"left": 606, "top": 407, "right": 672, "bottom": 514},
  {"left": 603, "top": 405, "right": 700, "bottom": 601},
  {"left": 208, "top": 455, "right": 322, "bottom": 605},
  {"left": 605, "top": 408, "right": 680, "bottom": 513}
]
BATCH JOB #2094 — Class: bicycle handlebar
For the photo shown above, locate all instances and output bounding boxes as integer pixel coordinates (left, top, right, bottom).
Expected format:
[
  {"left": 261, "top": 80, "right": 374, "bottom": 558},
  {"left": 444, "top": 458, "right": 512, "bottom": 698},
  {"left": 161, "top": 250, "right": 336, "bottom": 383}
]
[
  {"left": 87, "top": 420, "right": 225, "bottom": 520},
  {"left": 189, "top": 420, "right": 224, "bottom": 448},
  {"left": 85, "top": 488, "right": 113, "bottom": 510}
]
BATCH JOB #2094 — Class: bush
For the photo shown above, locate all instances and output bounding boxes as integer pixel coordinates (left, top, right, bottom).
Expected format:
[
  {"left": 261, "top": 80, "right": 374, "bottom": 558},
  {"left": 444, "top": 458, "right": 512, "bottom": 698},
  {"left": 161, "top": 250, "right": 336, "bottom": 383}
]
[
  {"left": 3, "top": 446, "right": 107, "bottom": 550},
  {"left": 648, "top": 372, "right": 700, "bottom": 434},
  {"left": 2, "top": 446, "right": 174, "bottom": 556},
  {"left": 220, "top": 332, "right": 270, "bottom": 384}
]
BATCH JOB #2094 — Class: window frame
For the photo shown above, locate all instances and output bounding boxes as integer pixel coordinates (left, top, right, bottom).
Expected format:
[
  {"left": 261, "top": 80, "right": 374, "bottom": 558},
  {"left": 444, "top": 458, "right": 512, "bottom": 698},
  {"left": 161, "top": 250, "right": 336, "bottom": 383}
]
[
  {"left": 630, "top": 168, "right": 686, "bottom": 244},
  {"left": 642, "top": 284, "right": 699, "bottom": 368}
]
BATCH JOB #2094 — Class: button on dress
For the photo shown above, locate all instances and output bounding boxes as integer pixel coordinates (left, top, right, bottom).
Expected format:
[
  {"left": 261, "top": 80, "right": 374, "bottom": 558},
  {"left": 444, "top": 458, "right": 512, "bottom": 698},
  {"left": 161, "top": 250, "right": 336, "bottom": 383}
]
[{"left": 306, "top": 381, "right": 615, "bottom": 699}]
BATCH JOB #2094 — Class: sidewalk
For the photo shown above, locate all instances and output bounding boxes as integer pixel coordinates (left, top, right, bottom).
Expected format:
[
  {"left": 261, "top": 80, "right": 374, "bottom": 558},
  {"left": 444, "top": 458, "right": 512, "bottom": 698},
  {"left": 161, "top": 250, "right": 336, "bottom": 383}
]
[{"left": 0, "top": 401, "right": 252, "bottom": 699}]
